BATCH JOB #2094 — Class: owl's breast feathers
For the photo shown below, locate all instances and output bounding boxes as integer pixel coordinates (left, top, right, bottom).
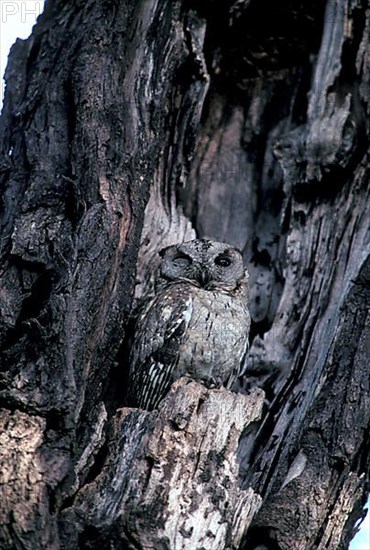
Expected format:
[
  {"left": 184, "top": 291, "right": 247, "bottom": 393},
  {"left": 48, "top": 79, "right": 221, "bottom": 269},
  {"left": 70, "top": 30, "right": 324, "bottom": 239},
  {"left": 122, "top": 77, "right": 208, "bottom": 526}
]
[{"left": 128, "top": 280, "right": 250, "bottom": 410}]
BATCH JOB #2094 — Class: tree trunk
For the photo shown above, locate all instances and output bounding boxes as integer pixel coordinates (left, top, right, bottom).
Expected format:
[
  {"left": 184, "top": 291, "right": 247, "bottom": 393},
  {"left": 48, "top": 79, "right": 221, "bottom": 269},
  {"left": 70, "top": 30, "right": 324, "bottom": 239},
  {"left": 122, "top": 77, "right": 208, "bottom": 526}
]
[{"left": 0, "top": 0, "right": 369, "bottom": 549}]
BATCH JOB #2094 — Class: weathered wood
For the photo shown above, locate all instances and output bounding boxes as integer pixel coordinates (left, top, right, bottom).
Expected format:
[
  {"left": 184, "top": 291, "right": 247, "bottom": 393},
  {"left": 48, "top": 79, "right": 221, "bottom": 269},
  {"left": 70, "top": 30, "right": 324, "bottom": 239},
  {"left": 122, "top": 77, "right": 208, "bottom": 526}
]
[
  {"left": 59, "top": 379, "right": 264, "bottom": 549},
  {"left": 0, "top": 0, "right": 369, "bottom": 548},
  {"left": 0, "top": 411, "right": 49, "bottom": 548}
]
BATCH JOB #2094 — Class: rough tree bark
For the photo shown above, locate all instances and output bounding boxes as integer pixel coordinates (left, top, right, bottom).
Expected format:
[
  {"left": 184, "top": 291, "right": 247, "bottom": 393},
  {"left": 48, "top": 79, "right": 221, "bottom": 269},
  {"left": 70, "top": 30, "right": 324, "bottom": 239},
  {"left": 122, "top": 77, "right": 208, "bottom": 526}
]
[{"left": 0, "top": 0, "right": 369, "bottom": 549}]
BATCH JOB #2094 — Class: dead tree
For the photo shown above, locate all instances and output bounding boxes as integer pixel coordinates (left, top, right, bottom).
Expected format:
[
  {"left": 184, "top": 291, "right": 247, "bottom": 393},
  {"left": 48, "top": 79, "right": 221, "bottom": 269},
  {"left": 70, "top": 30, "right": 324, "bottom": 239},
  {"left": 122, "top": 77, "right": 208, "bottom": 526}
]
[{"left": 0, "top": 0, "right": 369, "bottom": 548}]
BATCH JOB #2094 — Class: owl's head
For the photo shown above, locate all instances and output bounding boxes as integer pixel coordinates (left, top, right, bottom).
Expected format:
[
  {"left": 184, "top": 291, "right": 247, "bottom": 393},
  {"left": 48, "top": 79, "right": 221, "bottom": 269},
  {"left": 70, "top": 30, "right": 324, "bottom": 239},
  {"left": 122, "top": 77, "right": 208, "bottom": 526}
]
[{"left": 159, "top": 239, "right": 246, "bottom": 290}]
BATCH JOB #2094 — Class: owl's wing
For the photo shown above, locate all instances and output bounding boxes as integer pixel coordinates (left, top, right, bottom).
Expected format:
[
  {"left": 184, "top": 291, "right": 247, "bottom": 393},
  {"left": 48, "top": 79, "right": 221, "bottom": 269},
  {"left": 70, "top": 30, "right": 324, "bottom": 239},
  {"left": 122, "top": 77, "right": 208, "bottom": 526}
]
[
  {"left": 225, "top": 338, "right": 249, "bottom": 389},
  {"left": 224, "top": 307, "right": 251, "bottom": 389},
  {"left": 128, "top": 289, "right": 193, "bottom": 410}
]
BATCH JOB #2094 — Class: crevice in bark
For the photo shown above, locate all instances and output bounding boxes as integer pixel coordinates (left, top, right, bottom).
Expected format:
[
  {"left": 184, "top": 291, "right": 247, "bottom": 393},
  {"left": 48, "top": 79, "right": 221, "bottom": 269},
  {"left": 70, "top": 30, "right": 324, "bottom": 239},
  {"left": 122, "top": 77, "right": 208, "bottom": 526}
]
[{"left": 0, "top": 0, "right": 369, "bottom": 548}]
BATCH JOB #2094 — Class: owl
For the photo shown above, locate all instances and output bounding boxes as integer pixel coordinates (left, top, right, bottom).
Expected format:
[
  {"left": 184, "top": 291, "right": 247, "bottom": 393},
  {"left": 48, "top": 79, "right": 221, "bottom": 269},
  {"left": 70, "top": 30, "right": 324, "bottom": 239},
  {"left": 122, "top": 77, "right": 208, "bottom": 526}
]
[{"left": 127, "top": 239, "right": 250, "bottom": 410}]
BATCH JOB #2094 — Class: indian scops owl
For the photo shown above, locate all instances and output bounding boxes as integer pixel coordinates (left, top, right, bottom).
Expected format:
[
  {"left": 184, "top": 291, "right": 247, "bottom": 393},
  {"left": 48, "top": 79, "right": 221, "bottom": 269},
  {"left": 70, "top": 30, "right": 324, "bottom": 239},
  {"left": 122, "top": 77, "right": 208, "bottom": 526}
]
[{"left": 127, "top": 239, "right": 250, "bottom": 410}]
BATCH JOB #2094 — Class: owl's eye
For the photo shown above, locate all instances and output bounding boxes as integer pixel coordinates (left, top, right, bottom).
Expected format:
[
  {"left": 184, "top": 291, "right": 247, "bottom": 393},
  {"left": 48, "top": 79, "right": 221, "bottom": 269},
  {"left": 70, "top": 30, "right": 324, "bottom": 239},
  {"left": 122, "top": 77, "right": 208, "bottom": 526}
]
[
  {"left": 173, "top": 253, "right": 192, "bottom": 266},
  {"left": 215, "top": 255, "right": 232, "bottom": 267}
]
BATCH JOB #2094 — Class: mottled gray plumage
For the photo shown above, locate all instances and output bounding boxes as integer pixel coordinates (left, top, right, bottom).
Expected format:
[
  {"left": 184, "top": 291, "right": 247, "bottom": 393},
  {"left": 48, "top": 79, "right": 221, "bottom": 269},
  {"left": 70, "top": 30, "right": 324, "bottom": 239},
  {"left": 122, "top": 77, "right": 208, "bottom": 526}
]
[{"left": 127, "top": 239, "right": 250, "bottom": 410}]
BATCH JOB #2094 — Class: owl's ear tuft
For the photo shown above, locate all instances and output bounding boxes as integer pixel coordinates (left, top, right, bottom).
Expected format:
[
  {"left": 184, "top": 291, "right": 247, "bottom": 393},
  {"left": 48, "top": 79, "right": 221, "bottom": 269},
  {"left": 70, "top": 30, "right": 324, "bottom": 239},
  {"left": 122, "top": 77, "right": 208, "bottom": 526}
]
[{"left": 159, "top": 245, "right": 173, "bottom": 258}]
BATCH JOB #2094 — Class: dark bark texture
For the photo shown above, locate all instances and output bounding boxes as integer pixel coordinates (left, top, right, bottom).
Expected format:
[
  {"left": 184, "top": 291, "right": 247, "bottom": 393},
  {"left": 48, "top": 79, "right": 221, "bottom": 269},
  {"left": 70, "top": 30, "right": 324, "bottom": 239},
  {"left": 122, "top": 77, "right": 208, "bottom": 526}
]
[{"left": 0, "top": 0, "right": 369, "bottom": 548}]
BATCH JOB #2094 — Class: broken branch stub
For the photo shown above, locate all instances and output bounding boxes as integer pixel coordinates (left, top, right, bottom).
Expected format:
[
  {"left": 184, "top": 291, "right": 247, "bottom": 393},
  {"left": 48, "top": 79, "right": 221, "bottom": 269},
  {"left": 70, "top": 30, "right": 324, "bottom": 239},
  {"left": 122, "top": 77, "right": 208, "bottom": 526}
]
[{"left": 64, "top": 378, "right": 264, "bottom": 549}]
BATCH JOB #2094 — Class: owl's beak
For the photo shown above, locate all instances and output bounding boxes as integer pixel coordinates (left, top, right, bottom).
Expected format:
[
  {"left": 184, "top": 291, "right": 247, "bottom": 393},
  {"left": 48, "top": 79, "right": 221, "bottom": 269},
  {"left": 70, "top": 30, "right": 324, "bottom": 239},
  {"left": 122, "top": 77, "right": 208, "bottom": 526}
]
[{"left": 197, "top": 269, "right": 210, "bottom": 288}]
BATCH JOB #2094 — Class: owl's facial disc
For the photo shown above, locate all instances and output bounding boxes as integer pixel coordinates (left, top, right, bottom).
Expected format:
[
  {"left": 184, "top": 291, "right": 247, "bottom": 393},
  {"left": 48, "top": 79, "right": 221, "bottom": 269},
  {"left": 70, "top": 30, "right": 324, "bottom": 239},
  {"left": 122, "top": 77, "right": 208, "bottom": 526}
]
[{"left": 159, "top": 239, "right": 246, "bottom": 289}]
